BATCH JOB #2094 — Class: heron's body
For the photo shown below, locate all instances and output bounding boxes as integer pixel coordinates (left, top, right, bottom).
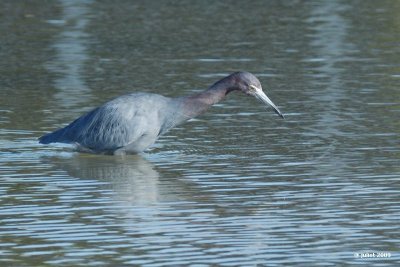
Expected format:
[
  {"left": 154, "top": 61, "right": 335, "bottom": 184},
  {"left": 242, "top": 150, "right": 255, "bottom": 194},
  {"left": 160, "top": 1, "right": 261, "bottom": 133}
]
[
  {"left": 40, "top": 93, "right": 177, "bottom": 154},
  {"left": 39, "top": 72, "right": 284, "bottom": 154}
]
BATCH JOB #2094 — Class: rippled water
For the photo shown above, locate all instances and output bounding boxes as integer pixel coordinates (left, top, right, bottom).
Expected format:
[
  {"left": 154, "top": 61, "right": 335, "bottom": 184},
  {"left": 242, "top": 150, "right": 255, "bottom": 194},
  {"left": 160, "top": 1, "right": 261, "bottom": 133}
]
[{"left": 1, "top": 1, "right": 399, "bottom": 266}]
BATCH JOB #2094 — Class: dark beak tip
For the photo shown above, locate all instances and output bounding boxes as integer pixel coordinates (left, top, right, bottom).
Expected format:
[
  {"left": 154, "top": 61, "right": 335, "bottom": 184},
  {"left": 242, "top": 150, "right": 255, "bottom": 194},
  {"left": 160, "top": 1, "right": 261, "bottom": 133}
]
[{"left": 273, "top": 109, "right": 284, "bottom": 119}]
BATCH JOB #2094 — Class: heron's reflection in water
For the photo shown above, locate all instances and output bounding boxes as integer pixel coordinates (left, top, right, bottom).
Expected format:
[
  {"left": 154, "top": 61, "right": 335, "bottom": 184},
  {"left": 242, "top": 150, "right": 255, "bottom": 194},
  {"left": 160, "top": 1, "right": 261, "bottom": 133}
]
[{"left": 53, "top": 153, "right": 188, "bottom": 206}]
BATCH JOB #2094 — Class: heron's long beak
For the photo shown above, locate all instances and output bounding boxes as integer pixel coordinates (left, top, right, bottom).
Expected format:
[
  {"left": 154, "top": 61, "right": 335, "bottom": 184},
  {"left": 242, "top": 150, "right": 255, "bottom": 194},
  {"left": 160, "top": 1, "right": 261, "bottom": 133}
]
[{"left": 252, "top": 86, "right": 284, "bottom": 119}]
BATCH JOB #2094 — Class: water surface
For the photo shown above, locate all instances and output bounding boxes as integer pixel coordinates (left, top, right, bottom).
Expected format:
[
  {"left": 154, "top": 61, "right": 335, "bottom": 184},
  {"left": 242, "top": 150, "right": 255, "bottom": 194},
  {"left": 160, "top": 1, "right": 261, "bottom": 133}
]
[{"left": 1, "top": 0, "right": 399, "bottom": 266}]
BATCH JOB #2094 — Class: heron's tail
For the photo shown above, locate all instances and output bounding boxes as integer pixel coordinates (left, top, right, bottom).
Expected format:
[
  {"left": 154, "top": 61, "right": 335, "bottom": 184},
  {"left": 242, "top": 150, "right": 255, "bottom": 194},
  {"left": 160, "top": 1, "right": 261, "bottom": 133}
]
[{"left": 38, "top": 128, "right": 69, "bottom": 144}]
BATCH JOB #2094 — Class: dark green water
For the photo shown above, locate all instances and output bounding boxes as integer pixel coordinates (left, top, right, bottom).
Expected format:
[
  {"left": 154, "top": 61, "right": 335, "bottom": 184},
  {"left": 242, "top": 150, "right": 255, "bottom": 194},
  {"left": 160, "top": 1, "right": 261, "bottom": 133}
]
[{"left": 1, "top": 0, "right": 399, "bottom": 266}]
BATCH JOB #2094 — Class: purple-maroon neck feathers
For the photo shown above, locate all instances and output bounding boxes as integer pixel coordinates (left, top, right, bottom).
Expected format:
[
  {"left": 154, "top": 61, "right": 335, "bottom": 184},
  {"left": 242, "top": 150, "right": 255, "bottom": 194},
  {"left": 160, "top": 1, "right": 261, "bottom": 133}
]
[
  {"left": 159, "top": 71, "right": 272, "bottom": 133},
  {"left": 179, "top": 74, "right": 240, "bottom": 119}
]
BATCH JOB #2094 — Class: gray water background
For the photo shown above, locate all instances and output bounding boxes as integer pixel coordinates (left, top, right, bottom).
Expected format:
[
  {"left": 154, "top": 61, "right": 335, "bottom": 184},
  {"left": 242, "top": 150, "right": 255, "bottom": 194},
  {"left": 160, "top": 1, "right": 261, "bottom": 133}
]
[{"left": 0, "top": 0, "right": 399, "bottom": 266}]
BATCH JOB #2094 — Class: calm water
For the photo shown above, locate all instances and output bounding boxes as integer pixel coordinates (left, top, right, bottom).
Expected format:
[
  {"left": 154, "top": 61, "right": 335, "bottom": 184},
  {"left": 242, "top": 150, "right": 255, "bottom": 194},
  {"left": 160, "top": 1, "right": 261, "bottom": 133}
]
[{"left": 1, "top": 0, "right": 399, "bottom": 266}]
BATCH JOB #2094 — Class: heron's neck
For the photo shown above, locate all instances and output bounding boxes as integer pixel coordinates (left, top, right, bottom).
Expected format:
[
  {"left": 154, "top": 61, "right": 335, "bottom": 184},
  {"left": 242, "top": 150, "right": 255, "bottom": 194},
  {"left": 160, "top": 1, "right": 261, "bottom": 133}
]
[
  {"left": 159, "top": 79, "right": 236, "bottom": 134},
  {"left": 181, "top": 83, "right": 233, "bottom": 118}
]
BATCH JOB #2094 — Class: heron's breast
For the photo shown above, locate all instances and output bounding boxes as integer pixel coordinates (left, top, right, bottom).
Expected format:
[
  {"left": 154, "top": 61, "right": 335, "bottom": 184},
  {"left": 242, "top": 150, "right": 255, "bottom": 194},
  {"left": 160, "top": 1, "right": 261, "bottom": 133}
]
[{"left": 124, "top": 131, "right": 159, "bottom": 153}]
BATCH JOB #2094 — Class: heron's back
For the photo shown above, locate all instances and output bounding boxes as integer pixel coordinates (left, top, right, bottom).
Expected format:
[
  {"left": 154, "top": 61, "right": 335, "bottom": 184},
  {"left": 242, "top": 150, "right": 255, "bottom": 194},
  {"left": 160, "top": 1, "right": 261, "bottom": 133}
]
[{"left": 39, "top": 93, "right": 174, "bottom": 153}]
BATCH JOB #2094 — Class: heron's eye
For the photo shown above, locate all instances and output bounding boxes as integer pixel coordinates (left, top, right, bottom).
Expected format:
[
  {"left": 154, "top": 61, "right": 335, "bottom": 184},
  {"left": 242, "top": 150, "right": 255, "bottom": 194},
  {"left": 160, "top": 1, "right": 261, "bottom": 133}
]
[{"left": 249, "top": 85, "right": 258, "bottom": 92}]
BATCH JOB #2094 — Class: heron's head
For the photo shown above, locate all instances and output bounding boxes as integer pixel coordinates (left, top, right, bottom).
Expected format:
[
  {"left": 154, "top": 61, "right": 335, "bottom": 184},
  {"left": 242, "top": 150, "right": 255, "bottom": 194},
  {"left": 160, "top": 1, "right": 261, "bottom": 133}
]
[{"left": 230, "top": 72, "right": 284, "bottom": 119}]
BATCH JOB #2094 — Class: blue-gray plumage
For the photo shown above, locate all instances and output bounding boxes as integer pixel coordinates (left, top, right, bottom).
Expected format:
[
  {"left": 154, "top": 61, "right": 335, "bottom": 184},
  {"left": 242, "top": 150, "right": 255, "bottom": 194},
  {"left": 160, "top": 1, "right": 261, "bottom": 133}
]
[{"left": 39, "top": 72, "right": 284, "bottom": 154}]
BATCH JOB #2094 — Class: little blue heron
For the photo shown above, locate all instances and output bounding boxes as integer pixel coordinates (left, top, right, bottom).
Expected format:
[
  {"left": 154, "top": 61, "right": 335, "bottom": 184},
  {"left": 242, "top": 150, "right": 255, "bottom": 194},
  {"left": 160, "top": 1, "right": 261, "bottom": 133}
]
[{"left": 39, "top": 72, "right": 284, "bottom": 154}]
